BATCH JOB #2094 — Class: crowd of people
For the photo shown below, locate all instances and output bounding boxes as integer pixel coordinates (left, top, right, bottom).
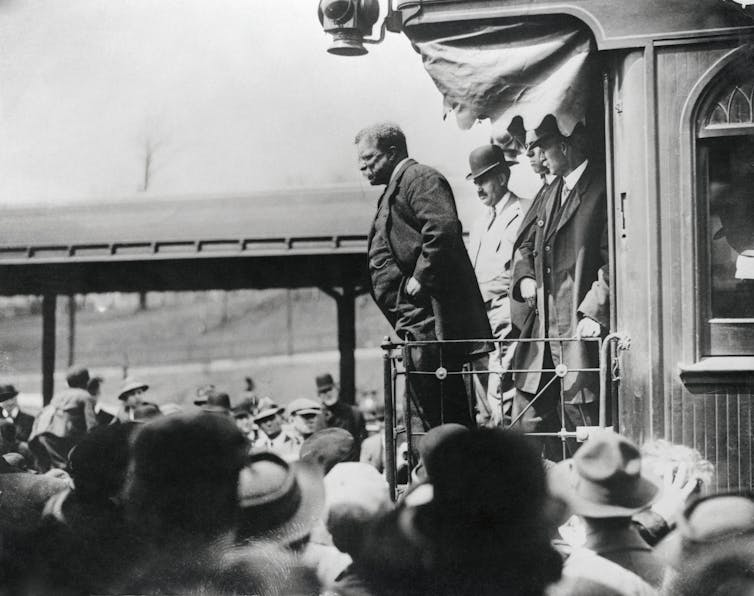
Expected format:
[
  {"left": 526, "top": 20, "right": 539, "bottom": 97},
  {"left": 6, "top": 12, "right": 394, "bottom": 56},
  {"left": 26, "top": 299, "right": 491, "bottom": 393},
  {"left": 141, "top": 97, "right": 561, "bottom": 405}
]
[
  {"left": 0, "top": 365, "right": 742, "bottom": 595},
  {"left": 0, "top": 115, "right": 747, "bottom": 594}
]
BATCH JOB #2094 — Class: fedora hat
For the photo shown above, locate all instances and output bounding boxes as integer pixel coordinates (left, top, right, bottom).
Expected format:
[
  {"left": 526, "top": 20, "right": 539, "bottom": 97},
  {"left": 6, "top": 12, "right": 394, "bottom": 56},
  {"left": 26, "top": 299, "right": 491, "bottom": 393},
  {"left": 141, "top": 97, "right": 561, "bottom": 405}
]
[
  {"left": 466, "top": 144, "right": 515, "bottom": 181},
  {"left": 237, "top": 452, "right": 325, "bottom": 546},
  {"left": 526, "top": 114, "right": 563, "bottom": 149},
  {"left": 0, "top": 384, "right": 19, "bottom": 402},
  {"left": 495, "top": 130, "right": 524, "bottom": 165},
  {"left": 117, "top": 379, "right": 149, "bottom": 401},
  {"left": 193, "top": 383, "right": 217, "bottom": 406},
  {"left": 315, "top": 373, "right": 336, "bottom": 394},
  {"left": 252, "top": 397, "right": 285, "bottom": 422},
  {"left": 549, "top": 430, "right": 660, "bottom": 518},
  {"left": 200, "top": 391, "right": 231, "bottom": 413}
]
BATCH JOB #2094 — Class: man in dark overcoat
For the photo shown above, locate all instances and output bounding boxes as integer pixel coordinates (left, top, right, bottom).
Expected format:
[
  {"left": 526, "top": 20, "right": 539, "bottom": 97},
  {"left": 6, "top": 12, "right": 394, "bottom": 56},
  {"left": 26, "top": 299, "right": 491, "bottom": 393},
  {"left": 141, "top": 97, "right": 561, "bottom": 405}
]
[
  {"left": 511, "top": 116, "right": 609, "bottom": 456},
  {"left": 355, "top": 122, "right": 491, "bottom": 429}
]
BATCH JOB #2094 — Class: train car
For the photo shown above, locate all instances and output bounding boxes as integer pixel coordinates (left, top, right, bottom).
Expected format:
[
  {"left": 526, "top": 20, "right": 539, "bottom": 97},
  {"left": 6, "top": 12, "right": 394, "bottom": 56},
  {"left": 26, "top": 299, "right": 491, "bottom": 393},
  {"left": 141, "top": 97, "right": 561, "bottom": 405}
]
[{"left": 319, "top": 0, "right": 754, "bottom": 492}]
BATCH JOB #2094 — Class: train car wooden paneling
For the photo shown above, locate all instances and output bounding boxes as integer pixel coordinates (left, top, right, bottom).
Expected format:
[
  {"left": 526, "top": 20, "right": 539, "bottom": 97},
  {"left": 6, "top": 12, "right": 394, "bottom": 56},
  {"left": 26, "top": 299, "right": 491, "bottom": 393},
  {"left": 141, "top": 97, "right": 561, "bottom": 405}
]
[{"left": 607, "top": 34, "right": 754, "bottom": 490}]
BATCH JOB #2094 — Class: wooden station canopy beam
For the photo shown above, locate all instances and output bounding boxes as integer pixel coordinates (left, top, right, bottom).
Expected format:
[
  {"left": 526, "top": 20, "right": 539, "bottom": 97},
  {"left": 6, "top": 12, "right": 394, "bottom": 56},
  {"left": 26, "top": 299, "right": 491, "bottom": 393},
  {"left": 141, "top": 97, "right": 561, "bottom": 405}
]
[{"left": 0, "top": 188, "right": 377, "bottom": 404}]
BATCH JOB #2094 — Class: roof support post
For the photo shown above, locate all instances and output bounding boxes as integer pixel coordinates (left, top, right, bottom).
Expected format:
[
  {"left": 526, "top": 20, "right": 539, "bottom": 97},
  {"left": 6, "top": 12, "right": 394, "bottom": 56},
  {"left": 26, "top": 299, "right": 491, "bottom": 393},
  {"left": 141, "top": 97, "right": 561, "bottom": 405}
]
[
  {"left": 42, "top": 293, "right": 56, "bottom": 406},
  {"left": 321, "top": 283, "right": 369, "bottom": 405},
  {"left": 337, "top": 283, "right": 356, "bottom": 405}
]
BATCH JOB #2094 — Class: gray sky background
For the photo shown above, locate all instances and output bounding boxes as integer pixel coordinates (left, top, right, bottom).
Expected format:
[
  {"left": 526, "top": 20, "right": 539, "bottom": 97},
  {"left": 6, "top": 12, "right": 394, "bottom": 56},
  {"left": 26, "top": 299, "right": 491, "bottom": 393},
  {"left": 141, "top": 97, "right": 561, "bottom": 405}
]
[{"left": 0, "top": 0, "right": 540, "bottom": 208}]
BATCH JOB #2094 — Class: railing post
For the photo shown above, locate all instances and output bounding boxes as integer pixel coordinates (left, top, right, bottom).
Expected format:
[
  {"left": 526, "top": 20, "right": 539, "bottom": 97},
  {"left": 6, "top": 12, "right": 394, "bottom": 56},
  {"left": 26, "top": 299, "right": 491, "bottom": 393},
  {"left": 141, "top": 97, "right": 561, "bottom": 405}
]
[{"left": 382, "top": 337, "right": 397, "bottom": 501}]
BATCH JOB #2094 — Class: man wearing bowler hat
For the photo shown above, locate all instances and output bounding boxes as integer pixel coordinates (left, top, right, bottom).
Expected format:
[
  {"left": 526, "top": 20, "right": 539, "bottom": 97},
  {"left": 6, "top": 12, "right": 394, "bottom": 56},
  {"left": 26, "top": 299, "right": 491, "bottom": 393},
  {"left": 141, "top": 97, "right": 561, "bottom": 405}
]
[
  {"left": 315, "top": 373, "right": 366, "bottom": 449},
  {"left": 511, "top": 115, "right": 609, "bottom": 458},
  {"left": 466, "top": 144, "right": 532, "bottom": 426},
  {"left": 549, "top": 430, "right": 666, "bottom": 591},
  {"left": 0, "top": 383, "right": 34, "bottom": 443},
  {"left": 355, "top": 121, "right": 492, "bottom": 429}
]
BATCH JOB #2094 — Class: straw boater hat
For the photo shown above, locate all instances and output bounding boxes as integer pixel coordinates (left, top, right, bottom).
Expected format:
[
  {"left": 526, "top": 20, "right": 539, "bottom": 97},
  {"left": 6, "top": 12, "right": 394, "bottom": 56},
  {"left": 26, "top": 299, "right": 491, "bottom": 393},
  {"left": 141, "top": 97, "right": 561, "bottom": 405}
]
[{"left": 549, "top": 430, "right": 660, "bottom": 518}]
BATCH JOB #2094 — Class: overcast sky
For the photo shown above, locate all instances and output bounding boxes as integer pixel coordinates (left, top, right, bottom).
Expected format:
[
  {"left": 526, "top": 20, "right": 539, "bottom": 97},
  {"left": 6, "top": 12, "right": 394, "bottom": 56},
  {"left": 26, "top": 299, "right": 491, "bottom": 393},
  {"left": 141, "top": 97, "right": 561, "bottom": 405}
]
[{"left": 0, "top": 0, "right": 542, "bottom": 207}]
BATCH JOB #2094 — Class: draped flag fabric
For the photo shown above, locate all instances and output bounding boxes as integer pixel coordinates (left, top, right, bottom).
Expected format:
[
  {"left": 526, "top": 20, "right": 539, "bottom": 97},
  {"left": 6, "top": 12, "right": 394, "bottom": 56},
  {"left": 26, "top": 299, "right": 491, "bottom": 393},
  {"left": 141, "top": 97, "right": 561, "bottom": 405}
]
[{"left": 409, "top": 16, "right": 596, "bottom": 139}]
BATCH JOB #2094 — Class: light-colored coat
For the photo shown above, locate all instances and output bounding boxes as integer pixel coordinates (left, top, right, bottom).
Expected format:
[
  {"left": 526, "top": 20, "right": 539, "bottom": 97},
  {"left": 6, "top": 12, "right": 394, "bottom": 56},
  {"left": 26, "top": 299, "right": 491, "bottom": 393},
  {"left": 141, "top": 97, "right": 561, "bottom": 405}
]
[{"left": 468, "top": 191, "right": 532, "bottom": 338}]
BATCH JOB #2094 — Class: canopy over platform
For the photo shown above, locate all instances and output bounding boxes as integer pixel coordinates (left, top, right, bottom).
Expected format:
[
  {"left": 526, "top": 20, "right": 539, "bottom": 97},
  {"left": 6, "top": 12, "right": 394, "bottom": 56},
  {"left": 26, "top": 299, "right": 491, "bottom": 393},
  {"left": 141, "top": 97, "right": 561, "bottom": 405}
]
[
  {"left": 0, "top": 187, "right": 376, "bottom": 295},
  {"left": 397, "top": 0, "right": 754, "bottom": 50},
  {"left": 399, "top": 1, "right": 754, "bottom": 138},
  {"left": 0, "top": 186, "right": 377, "bottom": 404}
]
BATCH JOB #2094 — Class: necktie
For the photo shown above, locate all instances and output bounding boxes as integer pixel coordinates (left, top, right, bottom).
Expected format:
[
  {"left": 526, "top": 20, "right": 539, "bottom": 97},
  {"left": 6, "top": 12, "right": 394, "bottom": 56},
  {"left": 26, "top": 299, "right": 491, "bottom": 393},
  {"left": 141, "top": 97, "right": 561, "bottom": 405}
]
[
  {"left": 486, "top": 206, "right": 497, "bottom": 230},
  {"left": 560, "top": 183, "right": 570, "bottom": 206}
]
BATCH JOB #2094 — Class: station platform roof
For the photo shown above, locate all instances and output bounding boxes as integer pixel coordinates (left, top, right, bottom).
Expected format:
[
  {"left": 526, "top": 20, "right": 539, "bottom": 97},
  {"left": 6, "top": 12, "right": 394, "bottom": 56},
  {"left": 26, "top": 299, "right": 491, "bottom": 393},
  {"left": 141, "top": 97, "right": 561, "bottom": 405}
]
[{"left": 0, "top": 186, "right": 379, "bottom": 295}]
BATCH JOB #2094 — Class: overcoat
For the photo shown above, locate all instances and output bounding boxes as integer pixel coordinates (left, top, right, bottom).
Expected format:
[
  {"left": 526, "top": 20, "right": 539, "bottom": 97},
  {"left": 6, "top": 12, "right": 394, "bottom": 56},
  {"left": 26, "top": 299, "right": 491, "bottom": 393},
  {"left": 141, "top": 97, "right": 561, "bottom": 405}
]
[
  {"left": 511, "top": 162, "right": 609, "bottom": 403},
  {"left": 509, "top": 178, "right": 555, "bottom": 338},
  {"left": 367, "top": 159, "right": 492, "bottom": 358}
]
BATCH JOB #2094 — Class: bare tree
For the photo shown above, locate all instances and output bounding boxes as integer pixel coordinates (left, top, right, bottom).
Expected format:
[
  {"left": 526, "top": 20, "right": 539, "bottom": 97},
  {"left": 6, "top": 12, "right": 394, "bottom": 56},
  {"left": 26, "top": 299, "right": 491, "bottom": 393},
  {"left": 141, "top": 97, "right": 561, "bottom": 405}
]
[{"left": 139, "top": 135, "right": 163, "bottom": 192}]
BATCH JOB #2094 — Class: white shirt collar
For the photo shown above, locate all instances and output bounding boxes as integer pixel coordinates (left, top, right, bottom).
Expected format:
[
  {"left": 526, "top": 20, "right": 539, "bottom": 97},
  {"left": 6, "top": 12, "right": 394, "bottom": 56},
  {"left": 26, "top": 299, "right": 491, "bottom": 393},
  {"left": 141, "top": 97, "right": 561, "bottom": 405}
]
[
  {"left": 2, "top": 406, "right": 18, "bottom": 419},
  {"left": 390, "top": 157, "right": 411, "bottom": 184},
  {"left": 563, "top": 158, "right": 589, "bottom": 192},
  {"left": 545, "top": 173, "right": 556, "bottom": 185},
  {"left": 492, "top": 190, "right": 515, "bottom": 216}
]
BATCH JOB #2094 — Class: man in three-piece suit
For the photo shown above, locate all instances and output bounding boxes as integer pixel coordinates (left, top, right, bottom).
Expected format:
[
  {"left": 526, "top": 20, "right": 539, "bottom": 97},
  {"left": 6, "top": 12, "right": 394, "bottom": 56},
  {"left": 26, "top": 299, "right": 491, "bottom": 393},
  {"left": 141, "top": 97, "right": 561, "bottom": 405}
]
[
  {"left": 511, "top": 115, "right": 609, "bottom": 457},
  {"left": 356, "top": 122, "right": 491, "bottom": 429}
]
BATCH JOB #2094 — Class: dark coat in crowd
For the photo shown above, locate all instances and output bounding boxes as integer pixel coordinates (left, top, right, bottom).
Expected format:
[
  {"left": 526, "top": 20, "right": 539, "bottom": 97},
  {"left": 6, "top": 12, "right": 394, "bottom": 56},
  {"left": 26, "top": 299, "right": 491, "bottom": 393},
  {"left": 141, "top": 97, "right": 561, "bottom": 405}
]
[
  {"left": 326, "top": 401, "right": 367, "bottom": 447},
  {"left": 9, "top": 410, "right": 34, "bottom": 444},
  {"left": 512, "top": 162, "right": 609, "bottom": 403}
]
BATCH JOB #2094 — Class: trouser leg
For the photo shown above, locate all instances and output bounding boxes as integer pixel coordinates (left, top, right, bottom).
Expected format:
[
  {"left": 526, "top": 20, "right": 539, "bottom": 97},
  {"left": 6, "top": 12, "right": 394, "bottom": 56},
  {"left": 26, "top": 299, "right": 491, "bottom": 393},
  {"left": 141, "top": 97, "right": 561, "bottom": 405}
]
[{"left": 405, "top": 343, "right": 474, "bottom": 430}]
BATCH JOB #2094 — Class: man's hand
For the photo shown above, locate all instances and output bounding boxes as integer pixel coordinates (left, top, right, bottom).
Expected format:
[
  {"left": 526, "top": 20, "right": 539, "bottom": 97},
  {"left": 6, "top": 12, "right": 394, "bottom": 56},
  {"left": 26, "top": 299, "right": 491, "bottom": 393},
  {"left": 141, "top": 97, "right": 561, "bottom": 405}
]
[
  {"left": 520, "top": 278, "right": 537, "bottom": 308},
  {"left": 405, "top": 276, "right": 422, "bottom": 296},
  {"left": 576, "top": 316, "right": 602, "bottom": 338}
]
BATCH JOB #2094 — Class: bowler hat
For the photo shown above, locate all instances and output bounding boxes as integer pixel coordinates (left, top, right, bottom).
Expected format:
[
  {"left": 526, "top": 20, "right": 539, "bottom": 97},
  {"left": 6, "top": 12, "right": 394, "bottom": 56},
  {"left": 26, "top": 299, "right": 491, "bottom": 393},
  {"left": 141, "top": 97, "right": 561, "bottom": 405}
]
[
  {"left": 526, "top": 114, "right": 563, "bottom": 149},
  {"left": 549, "top": 429, "right": 660, "bottom": 518},
  {"left": 237, "top": 452, "right": 325, "bottom": 546},
  {"left": 117, "top": 379, "right": 149, "bottom": 401},
  {"left": 466, "top": 144, "right": 515, "bottom": 181},
  {"left": 287, "top": 398, "right": 322, "bottom": 417},
  {"left": 201, "top": 391, "right": 231, "bottom": 413},
  {"left": 0, "top": 384, "right": 19, "bottom": 402},
  {"left": 315, "top": 373, "right": 336, "bottom": 394}
]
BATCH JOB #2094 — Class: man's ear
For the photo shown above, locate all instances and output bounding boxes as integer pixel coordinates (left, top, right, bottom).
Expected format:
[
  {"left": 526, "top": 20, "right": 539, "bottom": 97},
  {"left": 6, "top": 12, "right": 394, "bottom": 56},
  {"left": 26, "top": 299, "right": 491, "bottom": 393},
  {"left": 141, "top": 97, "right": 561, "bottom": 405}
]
[{"left": 386, "top": 145, "right": 399, "bottom": 163}]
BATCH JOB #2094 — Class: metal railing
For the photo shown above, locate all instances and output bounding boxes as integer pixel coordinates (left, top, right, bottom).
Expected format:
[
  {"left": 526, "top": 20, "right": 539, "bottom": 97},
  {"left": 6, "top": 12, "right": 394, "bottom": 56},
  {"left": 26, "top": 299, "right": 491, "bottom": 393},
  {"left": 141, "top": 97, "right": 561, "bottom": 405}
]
[{"left": 382, "top": 332, "right": 631, "bottom": 500}]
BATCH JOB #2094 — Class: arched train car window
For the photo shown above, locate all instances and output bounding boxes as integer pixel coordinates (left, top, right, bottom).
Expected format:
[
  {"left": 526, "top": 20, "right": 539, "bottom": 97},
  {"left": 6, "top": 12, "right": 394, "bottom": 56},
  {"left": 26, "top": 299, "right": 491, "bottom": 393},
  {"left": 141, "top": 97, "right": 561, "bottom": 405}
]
[{"left": 697, "top": 56, "right": 754, "bottom": 356}]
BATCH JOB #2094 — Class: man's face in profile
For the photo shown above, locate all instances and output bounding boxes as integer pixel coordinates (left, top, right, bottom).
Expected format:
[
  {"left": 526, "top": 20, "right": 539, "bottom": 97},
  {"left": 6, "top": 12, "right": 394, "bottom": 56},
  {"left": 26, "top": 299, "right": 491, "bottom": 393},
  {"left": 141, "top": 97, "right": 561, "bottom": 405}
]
[{"left": 357, "top": 137, "right": 394, "bottom": 186}]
